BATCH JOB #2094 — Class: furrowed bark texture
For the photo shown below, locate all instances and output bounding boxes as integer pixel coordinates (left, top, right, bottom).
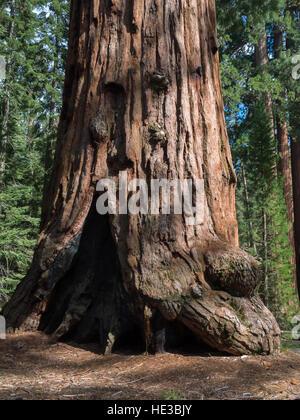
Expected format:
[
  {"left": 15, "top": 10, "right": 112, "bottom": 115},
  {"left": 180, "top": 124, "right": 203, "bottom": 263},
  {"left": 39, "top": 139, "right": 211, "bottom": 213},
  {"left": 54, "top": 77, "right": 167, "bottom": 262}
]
[{"left": 3, "top": 0, "right": 280, "bottom": 355}]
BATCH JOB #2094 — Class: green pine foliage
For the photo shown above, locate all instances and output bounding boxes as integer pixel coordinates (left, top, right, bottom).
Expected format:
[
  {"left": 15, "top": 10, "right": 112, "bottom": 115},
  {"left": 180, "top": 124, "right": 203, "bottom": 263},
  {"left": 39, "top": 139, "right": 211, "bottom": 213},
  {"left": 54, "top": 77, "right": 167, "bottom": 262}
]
[
  {"left": 0, "top": 0, "right": 69, "bottom": 300},
  {"left": 217, "top": 0, "right": 300, "bottom": 328},
  {"left": 247, "top": 106, "right": 297, "bottom": 327}
]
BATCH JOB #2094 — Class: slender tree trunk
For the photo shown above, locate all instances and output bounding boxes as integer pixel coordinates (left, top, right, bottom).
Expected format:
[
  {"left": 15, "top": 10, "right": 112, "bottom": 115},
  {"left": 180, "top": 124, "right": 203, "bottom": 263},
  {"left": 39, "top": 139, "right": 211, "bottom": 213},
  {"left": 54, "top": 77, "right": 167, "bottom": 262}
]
[
  {"left": 254, "top": 29, "right": 276, "bottom": 306},
  {"left": 3, "top": 0, "right": 280, "bottom": 356},
  {"left": 288, "top": 6, "right": 300, "bottom": 299},
  {"left": 0, "top": 0, "right": 15, "bottom": 188},
  {"left": 277, "top": 120, "right": 294, "bottom": 221},
  {"left": 274, "top": 27, "right": 295, "bottom": 274},
  {"left": 291, "top": 89, "right": 300, "bottom": 298},
  {"left": 255, "top": 29, "right": 275, "bottom": 137},
  {"left": 263, "top": 209, "right": 269, "bottom": 307},
  {"left": 291, "top": 130, "right": 300, "bottom": 299},
  {"left": 241, "top": 163, "right": 257, "bottom": 255}
]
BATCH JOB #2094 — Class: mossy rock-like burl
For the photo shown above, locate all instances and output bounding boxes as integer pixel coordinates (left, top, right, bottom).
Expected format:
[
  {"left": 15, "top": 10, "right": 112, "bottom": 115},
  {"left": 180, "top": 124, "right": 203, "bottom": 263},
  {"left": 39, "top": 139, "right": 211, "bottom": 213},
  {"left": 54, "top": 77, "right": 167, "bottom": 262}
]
[{"left": 204, "top": 243, "right": 260, "bottom": 297}]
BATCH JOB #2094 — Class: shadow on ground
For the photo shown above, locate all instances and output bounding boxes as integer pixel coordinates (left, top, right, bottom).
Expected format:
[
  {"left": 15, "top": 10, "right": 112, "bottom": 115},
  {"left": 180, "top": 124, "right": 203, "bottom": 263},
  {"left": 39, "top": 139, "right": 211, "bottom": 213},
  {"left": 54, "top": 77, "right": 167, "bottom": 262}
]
[{"left": 0, "top": 333, "right": 300, "bottom": 400}]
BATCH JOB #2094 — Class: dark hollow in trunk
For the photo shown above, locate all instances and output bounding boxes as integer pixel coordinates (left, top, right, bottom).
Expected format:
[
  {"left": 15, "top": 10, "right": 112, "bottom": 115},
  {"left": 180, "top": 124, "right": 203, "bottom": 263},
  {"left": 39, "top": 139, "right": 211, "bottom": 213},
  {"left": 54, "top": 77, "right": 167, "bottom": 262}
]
[{"left": 3, "top": 0, "right": 280, "bottom": 356}]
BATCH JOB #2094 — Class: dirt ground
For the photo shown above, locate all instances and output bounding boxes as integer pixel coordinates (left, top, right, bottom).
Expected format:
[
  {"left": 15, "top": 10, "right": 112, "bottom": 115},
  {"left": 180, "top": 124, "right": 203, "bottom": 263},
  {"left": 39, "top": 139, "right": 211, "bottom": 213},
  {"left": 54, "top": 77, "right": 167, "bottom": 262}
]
[{"left": 0, "top": 332, "right": 300, "bottom": 400}]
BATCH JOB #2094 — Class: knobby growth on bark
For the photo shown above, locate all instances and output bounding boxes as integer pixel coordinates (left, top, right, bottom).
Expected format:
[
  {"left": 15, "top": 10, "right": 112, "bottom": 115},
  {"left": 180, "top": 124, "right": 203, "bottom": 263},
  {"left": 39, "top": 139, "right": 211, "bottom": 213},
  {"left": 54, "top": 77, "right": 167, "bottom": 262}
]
[{"left": 3, "top": 0, "right": 280, "bottom": 356}]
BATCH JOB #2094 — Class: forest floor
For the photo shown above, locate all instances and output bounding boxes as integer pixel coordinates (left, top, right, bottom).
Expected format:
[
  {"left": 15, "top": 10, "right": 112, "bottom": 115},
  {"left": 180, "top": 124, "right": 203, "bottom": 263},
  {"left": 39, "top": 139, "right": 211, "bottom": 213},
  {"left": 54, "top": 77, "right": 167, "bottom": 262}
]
[{"left": 0, "top": 332, "right": 300, "bottom": 400}]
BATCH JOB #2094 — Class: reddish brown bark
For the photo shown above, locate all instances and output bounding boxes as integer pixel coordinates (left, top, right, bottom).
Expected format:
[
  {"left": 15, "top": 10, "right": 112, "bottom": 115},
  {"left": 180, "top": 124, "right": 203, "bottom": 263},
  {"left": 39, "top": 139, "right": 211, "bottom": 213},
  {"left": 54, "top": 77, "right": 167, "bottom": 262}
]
[
  {"left": 255, "top": 30, "right": 275, "bottom": 137},
  {"left": 277, "top": 121, "right": 294, "bottom": 221},
  {"left": 291, "top": 109, "right": 300, "bottom": 298},
  {"left": 3, "top": 0, "right": 280, "bottom": 355},
  {"left": 287, "top": 6, "right": 300, "bottom": 298},
  {"left": 274, "top": 27, "right": 295, "bottom": 278},
  {"left": 254, "top": 29, "right": 276, "bottom": 298}
]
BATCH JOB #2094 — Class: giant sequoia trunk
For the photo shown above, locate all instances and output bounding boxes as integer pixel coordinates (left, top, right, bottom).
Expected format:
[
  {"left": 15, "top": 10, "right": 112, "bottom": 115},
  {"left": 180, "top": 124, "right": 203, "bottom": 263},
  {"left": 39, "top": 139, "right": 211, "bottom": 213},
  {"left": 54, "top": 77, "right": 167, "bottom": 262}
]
[{"left": 3, "top": 0, "right": 280, "bottom": 355}]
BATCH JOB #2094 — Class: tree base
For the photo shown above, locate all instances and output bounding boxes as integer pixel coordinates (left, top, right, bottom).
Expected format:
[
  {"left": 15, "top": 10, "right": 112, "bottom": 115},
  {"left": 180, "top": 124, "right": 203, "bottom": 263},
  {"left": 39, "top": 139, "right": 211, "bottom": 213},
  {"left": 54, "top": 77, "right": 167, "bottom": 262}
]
[{"left": 3, "top": 204, "right": 280, "bottom": 356}]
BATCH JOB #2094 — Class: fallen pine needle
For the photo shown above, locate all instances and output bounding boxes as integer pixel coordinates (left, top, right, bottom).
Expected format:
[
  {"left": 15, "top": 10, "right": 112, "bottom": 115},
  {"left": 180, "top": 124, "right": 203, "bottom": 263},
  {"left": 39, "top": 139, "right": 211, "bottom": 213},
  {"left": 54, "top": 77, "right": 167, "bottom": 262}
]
[
  {"left": 62, "top": 394, "right": 88, "bottom": 398},
  {"left": 72, "top": 368, "right": 91, "bottom": 376}
]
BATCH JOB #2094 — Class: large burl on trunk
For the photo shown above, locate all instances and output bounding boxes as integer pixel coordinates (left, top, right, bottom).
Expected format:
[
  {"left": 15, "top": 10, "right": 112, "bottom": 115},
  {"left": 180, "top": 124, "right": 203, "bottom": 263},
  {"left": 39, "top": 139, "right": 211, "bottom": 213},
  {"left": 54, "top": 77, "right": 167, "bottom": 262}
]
[{"left": 3, "top": 0, "right": 280, "bottom": 355}]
